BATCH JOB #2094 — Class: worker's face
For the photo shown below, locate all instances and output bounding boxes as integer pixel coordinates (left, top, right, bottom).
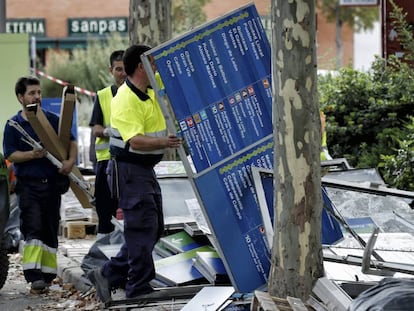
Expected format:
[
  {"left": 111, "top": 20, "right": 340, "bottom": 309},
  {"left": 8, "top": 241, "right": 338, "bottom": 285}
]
[
  {"left": 140, "top": 56, "right": 157, "bottom": 86},
  {"left": 148, "top": 56, "right": 157, "bottom": 73},
  {"left": 110, "top": 60, "right": 126, "bottom": 88},
  {"left": 18, "top": 84, "right": 41, "bottom": 109}
]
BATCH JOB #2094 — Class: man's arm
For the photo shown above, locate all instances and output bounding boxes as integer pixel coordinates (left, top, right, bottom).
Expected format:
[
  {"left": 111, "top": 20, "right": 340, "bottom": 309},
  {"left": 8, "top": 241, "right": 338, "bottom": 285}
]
[
  {"left": 93, "top": 124, "right": 109, "bottom": 138},
  {"left": 128, "top": 134, "right": 182, "bottom": 151},
  {"left": 90, "top": 95, "right": 107, "bottom": 137},
  {"left": 3, "top": 122, "right": 45, "bottom": 163},
  {"left": 7, "top": 148, "right": 46, "bottom": 163}
]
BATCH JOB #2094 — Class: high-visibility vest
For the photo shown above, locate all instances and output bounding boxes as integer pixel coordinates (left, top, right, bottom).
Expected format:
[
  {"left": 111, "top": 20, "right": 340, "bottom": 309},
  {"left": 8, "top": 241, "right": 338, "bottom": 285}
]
[
  {"left": 320, "top": 111, "right": 332, "bottom": 161},
  {"left": 321, "top": 131, "right": 332, "bottom": 160},
  {"left": 94, "top": 86, "right": 113, "bottom": 161}
]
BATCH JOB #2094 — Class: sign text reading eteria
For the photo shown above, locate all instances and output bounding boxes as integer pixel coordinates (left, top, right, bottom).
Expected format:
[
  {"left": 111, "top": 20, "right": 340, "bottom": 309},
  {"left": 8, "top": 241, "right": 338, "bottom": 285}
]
[{"left": 6, "top": 19, "right": 46, "bottom": 36}]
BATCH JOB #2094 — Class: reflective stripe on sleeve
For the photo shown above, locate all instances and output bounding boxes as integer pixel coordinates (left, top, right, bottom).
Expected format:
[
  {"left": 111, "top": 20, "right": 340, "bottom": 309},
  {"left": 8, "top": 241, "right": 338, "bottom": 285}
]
[{"left": 109, "top": 130, "right": 167, "bottom": 155}]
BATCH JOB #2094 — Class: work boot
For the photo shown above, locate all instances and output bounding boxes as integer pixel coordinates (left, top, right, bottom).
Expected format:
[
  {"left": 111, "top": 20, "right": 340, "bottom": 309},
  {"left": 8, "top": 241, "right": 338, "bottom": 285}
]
[
  {"left": 30, "top": 279, "right": 48, "bottom": 294},
  {"left": 88, "top": 268, "right": 112, "bottom": 302}
]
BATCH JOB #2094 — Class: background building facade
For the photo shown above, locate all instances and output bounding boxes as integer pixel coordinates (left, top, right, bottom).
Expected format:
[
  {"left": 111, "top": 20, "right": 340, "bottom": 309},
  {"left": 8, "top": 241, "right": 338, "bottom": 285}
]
[{"left": 6, "top": 0, "right": 354, "bottom": 70}]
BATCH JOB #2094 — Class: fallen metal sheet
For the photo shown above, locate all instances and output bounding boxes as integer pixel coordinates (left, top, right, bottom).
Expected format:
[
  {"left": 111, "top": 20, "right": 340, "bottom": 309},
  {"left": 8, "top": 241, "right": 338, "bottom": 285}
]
[
  {"left": 312, "top": 277, "right": 352, "bottom": 311},
  {"left": 321, "top": 158, "right": 352, "bottom": 171},
  {"left": 181, "top": 286, "right": 234, "bottom": 311},
  {"left": 322, "top": 177, "right": 414, "bottom": 201},
  {"left": 339, "top": 281, "right": 378, "bottom": 299},
  {"left": 323, "top": 233, "right": 414, "bottom": 283},
  {"left": 105, "top": 285, "right": 205, "bottom": 309},
  {"left": 324, "top": 252, "right": 414, "bottom": 275}
]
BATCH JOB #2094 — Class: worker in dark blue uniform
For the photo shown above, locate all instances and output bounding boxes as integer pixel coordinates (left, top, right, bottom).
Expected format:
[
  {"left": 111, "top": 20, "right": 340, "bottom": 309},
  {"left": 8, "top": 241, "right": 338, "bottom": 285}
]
[
  {"left": 3, "top": 76, "right": 77, "bottom": 294},
  {"left": 88, "top": 45, "right": 182, "bottom": 302}
]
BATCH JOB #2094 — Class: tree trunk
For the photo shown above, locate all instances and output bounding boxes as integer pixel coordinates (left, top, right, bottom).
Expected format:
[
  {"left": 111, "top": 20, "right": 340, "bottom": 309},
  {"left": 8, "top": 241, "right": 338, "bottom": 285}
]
[
  {"left": 129, "top": 0, "right": 176, "bottom": 160},
  {"left": 269, "top": 0, "right": 324, "bottom": 301},
  {"left": 129, "top": 0, "right": 172, "bottom": 46}
]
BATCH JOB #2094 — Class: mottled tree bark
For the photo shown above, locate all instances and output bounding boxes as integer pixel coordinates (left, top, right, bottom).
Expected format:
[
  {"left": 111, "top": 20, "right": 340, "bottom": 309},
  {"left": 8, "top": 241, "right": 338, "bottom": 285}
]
[
  {"left": 269, "top": 0, "right": 324, "bottom": 301},
  {"left": 129, "top": 0, "right": 176, "bottom": 160},
  {"left": 129, "top": 0, "right": 172, "bottom": 46}
]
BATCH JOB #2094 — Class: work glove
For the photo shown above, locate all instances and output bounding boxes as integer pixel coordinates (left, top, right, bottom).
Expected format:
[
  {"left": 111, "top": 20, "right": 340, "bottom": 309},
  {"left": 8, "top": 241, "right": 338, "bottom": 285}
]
[{"left": 103, "top": 127, "right": 112, "bottom": 137}]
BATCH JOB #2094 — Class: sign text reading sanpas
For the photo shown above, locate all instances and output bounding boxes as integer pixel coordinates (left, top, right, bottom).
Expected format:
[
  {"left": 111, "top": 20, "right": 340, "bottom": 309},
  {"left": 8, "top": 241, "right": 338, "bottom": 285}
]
[{"left": 68, "top": 17, "right": 127, "bottom": 36}]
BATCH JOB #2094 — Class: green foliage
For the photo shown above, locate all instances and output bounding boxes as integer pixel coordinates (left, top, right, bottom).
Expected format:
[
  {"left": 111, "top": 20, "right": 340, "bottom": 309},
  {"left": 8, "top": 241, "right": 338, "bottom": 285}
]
[
  {"left": 379, "top": 119, "right": 414, "bottom": 191},
  {"left": 40, "top": 33, "right": 129, "bottom": 99},
  {"left": 319, "top": 56, "right": 414, "bottom": 189},
  {"left": 317, "top": 1, "right": 414, "bottom": 190}
]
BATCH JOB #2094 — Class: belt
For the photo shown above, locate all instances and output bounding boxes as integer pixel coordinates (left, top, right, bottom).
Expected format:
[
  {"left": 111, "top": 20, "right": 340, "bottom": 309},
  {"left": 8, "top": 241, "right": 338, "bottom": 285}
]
[{"left": 19, "top": 176, "right": 51, "bottom": 184}]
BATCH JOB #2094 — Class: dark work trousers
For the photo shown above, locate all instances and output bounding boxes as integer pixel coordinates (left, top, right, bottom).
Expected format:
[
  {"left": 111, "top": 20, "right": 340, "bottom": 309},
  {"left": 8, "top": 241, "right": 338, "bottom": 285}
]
[
  {"left": 101, "top": 162, "right": 164, "bottom": 298},
  {"left": 95, "top": 160, "right": 118, "bottom": 233},
  {"left": 16, "top": 179, "right": 61, "bottom": 283}
]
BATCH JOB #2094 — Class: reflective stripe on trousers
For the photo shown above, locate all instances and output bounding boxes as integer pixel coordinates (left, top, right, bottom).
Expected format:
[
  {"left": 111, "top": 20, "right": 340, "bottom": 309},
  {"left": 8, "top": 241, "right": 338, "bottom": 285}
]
[{"left": 22, "top": 238, "right": 57, "bottom": 274}]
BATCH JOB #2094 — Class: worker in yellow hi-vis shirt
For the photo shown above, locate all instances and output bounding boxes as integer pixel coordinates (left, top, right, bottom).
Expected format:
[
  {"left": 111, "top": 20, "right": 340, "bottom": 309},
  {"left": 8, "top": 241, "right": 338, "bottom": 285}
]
[
  {"left": 320, "top": 111, "right": 333, "bottom": 161},
  {"left": 88, "top": 45, "right": 182, "bottom": 302}
]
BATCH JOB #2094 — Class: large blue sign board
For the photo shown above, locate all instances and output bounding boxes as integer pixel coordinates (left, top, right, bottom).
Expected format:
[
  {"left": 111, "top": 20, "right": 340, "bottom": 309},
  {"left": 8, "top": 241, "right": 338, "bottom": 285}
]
[
  {"left": 152, "top": 4, "right": 272, "bottom": 172},
  {"left": 252, "top": 167, "right": 343, "bottom": 247},
  {"left": 148, "top": 4, "right": 273, "bottom": 292},
  {"left": 193, "top": 138, "right": 274, "bottom": 290}
]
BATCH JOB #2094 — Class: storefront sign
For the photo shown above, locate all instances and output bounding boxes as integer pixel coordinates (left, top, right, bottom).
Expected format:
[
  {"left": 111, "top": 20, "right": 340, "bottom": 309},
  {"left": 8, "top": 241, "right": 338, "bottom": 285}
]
[
  {"left": 6, "top": 19, "right": 46, "bottom": 36},
  {"left": 340, "top": 0, "right": 378, "bottom": 5},
  {"left": 68, "top": 17, "right": 127, "bottom": 36}
]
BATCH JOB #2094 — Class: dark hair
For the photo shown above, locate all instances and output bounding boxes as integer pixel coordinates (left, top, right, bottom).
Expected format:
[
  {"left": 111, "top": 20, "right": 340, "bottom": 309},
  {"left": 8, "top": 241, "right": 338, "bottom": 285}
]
[
  {"left": 15, "top": 76, "right": 40, "bottom": 97},
  {"left": 110, "top": 50, "right": 124, "bottom": 67},
  {"left": 123, "top": 44, "right": 151, "bottom": 76}
]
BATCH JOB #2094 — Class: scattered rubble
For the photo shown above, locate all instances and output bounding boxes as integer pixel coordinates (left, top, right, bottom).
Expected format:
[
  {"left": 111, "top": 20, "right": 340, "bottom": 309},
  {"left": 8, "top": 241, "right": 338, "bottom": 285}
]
[{"left": 2, "top": 253, "right": 101, "bottom": 311}]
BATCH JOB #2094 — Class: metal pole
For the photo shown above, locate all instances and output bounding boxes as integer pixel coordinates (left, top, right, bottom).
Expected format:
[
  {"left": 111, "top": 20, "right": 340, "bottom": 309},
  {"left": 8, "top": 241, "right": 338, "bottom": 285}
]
[
  {"left": 31, "top": 36, "right": 36, "bottom": 75},
  {"left": 0, "top": 0, "right": 6, "bottom": 33}
]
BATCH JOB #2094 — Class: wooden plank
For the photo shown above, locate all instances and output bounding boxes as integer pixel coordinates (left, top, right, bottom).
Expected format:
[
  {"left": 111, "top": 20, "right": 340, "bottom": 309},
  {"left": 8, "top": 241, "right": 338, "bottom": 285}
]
[
  {"left": 69, "top": 180, "right": 93, "bottom": 208},
  {"left": 58, "top": 84, "right": 76, "bottom": 149},
  {"left": 251, "top": 291, "right": 309, "bottom": 311},
  {"left": 251, "top": 290, "right": 280, "bottom": 311},
  {"left": 26, "top": 104, "right": 93, "bottom": 207},
  {"left": 26, "top": 104, "right": 68, "bottom": 159},
  {"left": 63, "top": 220, "right": 97, "bottom": 239},
  {"left": 306, "top": 296, "right": 329, "bottom": 311},
  {"left": 58, "top": 86, "right": 94, "bottom": 208},
  {"left": 286, "top": 296, "right": 308, "bottom": 311}
]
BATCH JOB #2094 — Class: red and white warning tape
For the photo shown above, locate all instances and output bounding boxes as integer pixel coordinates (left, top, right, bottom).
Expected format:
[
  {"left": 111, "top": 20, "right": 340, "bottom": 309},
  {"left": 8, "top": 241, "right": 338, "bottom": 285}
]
[{"left": 34, "top": 69, "right": 96, "bottom": 97}]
